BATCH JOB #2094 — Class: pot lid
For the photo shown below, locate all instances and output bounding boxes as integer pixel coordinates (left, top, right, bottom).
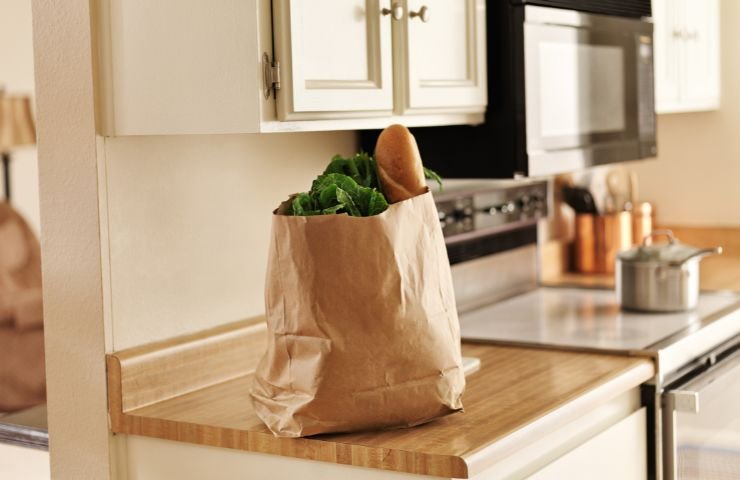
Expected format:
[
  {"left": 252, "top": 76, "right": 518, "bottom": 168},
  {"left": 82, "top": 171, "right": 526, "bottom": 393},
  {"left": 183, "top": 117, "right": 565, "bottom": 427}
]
[{"left": 618, "top": 230, "right": 723, "bottom": 265}]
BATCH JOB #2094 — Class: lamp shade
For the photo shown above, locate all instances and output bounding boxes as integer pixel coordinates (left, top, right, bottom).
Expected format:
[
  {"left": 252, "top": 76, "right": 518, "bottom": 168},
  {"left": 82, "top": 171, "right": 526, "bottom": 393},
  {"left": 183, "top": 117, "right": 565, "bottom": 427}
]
[{"left": 0, "top": 96, "right": 36, "bottom": 150}]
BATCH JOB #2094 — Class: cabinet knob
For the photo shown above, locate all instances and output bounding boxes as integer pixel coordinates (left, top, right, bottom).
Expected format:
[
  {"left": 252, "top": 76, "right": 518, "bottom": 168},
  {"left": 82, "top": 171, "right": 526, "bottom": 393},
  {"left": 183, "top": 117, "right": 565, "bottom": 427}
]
[
  {"left": 672, "top": 29, "right": 698, "bottom": 41},
  {"left": 410, "top": 5, "right": 430, "bottom": 23},
  {"left": 381, "top": 3, "right": 404, "bottom": 21}
]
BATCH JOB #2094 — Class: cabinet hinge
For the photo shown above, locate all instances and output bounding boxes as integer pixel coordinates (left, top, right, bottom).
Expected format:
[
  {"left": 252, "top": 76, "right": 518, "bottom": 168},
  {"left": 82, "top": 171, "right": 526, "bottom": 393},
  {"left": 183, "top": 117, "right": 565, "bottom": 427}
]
[{"left": 262, "top": 52, "right": 281, "bottom": 99}]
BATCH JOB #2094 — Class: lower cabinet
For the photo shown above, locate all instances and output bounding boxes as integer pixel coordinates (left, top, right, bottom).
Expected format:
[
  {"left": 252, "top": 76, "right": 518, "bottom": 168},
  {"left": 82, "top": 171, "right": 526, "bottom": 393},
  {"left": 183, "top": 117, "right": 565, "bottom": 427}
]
[
  {"left": 527, "top": 408, "right": 647, "bottom": 480},
  {"left": 472, "top": 390, "right": 647, "bottom": 480},
  {"left": 119, "top": 391, "right": 648, "bottom": 480}
]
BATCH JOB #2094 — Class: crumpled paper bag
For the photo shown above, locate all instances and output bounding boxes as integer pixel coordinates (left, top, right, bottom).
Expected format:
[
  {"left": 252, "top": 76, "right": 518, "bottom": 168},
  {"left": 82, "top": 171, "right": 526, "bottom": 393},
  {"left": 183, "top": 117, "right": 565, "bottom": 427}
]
[{"left": 251, "top": 191, "right": 465, "bottom": 437}]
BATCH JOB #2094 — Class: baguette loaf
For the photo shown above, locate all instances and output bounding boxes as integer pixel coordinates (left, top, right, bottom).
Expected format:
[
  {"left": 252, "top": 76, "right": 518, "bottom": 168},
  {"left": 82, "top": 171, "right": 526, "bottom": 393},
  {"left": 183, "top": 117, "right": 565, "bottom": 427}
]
[{"left": 374, "top": 124, "right": 427, "bottom": 203}]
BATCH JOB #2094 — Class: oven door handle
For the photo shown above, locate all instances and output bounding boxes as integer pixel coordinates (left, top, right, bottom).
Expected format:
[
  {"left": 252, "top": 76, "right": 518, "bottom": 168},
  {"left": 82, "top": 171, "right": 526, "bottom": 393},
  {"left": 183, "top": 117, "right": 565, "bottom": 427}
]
[
  {"left": 663, "top": 347, "right": 740, "bottom": 480},
  {"left": 665, "top": 390, "right": 699, "bottom": 414},
  {"left": 665, "top": 347, "right": 740, "bottom": 415}
]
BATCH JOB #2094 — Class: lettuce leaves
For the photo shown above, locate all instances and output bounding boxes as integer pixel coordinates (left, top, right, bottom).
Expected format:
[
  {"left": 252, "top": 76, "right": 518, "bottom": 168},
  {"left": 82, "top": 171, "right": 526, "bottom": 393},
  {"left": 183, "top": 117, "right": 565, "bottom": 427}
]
[
  {"left": 288, "top": 153, "right": 388, "bottom": 217},
  {"left": 287, "top": 152, "right": 440, "bottom": 217},
  {"left": 322, "top": 152, "right": 379, "bottom": 189}
]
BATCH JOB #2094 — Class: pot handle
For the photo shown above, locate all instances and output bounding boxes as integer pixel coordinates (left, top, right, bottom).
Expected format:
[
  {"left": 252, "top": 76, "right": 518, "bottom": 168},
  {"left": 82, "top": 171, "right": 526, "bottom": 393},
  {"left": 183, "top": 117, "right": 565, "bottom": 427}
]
[
  {"left": 642, "top": 229, "right": 676, "bottom": 246},
  {"left": 669, "top": 246, "right": 723, "bottom": 267}
]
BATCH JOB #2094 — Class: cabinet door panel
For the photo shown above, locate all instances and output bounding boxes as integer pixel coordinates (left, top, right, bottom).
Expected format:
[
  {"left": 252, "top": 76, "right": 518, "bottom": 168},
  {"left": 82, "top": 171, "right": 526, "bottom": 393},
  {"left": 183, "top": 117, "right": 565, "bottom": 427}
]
[
  {"left": 653, "top": 0, "right": 720, "bottom": 113},
  {"left": 403, "top": 0, "right": 487, "bottom": 112},
  {"left": 528, "top": 408, "right": 647, "bottom": 480},
  {"left": 102, "top": 0, "right": 264, "bottom": 135},
  {"left": 653, "top": 0, "right": 682, "bottom": 112},
  {"left": 273, "top": 0, "right": 394, "bottom": 118},
  {"left": 680, "top": 0, "right": 719, "bottom": 108}
]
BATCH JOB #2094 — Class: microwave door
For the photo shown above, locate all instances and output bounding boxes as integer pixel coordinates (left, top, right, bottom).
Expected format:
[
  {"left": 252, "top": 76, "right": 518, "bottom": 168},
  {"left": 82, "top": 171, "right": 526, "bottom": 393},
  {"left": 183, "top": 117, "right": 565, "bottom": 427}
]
[{"left": 524, "top": 18, "right": 643, "bottom": 175}]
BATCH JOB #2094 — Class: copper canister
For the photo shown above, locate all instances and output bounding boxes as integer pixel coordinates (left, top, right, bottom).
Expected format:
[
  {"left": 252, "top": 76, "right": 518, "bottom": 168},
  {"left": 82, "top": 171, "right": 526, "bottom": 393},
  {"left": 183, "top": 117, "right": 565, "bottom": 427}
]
[
  {"left": 575, "top": 212, "right": 633, "bottom": 274},
  {"left": 574, "top": 214, "right": 596, "bottom": 273}
]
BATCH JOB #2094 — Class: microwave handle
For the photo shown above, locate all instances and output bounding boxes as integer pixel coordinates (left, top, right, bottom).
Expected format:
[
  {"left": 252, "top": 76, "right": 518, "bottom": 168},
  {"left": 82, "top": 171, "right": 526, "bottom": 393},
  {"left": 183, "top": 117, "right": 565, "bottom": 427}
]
[{"left": 664, "top": 348, "right": 740, "bottom": 414}]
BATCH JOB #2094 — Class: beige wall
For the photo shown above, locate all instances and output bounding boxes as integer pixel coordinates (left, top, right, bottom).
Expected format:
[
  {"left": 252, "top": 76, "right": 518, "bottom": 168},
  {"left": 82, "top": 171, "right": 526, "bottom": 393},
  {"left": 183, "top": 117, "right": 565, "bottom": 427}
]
[
  {"left": 0, "top": 0, "right": 40, "bottom": 232},
  {"left": 632, "top": 0, "right": 740, "bottom": 227},
  {"left": 104, "top": 132, "right": 356, "bottom": 350}
]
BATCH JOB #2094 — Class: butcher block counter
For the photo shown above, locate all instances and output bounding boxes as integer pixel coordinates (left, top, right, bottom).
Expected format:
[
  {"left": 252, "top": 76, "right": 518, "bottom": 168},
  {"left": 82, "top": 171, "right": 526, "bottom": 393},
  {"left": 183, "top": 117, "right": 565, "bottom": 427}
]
[{"left": 107, "top": 319, "right": 654, "bottom": 479}]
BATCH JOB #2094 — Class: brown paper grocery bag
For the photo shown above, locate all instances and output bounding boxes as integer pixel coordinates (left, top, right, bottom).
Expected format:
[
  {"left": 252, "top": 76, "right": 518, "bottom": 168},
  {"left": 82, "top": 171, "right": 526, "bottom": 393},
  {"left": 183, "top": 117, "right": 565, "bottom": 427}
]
[{"left": 250, "top": 191, "right": 465, "bottom": 437}]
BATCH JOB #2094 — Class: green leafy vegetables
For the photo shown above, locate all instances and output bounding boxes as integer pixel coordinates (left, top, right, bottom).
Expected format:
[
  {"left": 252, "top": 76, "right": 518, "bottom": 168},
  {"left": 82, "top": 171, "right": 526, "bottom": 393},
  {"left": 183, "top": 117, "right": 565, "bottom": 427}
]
[{"left": 288, "top": 152, "right": 441, "bottom": 217}]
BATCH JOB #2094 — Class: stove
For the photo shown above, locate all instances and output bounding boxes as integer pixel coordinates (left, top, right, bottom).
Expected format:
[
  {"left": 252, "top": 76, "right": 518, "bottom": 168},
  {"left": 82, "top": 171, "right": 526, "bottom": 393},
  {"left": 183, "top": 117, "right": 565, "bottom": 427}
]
[
  {"left": 437, "top": 181, "right": 740, "bottom": 480},
  {"left": 460, "top": 287, "right": 740, "bottom": 380}
]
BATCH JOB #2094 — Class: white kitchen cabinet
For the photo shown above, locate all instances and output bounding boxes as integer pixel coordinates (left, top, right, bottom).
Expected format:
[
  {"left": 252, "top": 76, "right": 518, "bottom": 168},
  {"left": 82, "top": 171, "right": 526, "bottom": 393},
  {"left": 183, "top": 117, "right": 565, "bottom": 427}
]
[
  {"left": 96, "top": 0, "right": 274, "bottom": 136},
  {"left": 526, "top": 408, "right": 647, "bottom": 480},
  {"left": 96, "top": 0, "right": 487, "bottom": 136},
  {"left": 471, "top": 390, "right": 647, "bottom": 480},
  {"left": 653, "top": 0, "right": 720, "bottom": 114},
  {"left": 680, "top": 0, "right": 720, "bottom": 108},
  {"left": 401, "top": 0, "right": 488, "bottom": 112},
  {"left": 272, "top": 0, "right": 487, "bottom": 121},
  {"left": 272, "top": 0, "right": 394, "bottom": 118}
]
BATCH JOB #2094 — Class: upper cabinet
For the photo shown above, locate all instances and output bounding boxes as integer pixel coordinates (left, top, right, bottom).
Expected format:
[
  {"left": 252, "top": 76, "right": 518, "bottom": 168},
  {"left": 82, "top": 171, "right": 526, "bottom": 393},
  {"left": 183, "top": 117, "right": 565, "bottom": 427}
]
[
  {"left": 96, "top": 0, "right": 487, "bottom": 136},
  {"left": 653, "top": 0, "right": 720, "bottom": 114},
  {"left": 272, "top": 0, "right": 395, "bottom": 119},
  {"left": 401, "top": 0, "right": 487, "bottom": 112}
]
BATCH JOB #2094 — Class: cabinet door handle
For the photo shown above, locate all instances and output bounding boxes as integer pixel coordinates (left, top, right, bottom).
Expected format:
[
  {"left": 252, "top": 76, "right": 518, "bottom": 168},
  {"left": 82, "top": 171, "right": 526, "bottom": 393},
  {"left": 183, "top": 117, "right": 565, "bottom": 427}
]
[
  {"left": 672, "top": 29, "right": 699, "bottom": 41},
  {"left": 381, "top": 3, "right": 404, "bottom": 21},
  {"left": 409, "top": 5, "right": 430, "bottom": 22}
]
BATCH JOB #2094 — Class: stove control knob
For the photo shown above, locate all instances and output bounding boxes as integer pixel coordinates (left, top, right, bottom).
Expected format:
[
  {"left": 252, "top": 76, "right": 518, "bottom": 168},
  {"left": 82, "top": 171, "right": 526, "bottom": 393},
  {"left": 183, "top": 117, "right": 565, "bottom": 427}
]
[
  {"left": 501, "top": 201, "right": 517, "bottom": 214},
  {"left": 453, "top": 198, "right": 474, "bottom": 219}
]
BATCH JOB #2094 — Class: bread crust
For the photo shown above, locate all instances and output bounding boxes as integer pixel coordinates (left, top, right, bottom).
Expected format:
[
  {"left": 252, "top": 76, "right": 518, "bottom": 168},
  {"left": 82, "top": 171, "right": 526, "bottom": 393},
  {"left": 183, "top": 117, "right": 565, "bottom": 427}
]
[{"left": 374, "top": 124, "right": 427, "bottom": 203}]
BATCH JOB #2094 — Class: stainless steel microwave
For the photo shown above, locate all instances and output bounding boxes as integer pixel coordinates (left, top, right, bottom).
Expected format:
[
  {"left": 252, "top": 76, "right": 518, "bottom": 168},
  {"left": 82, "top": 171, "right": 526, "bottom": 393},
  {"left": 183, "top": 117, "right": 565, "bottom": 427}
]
[
  {"left": 523, "top": 6, "right": 656, "bottom": 176},
  {"left": 362, "top": 0, "right": 657, "bottom": 179}
]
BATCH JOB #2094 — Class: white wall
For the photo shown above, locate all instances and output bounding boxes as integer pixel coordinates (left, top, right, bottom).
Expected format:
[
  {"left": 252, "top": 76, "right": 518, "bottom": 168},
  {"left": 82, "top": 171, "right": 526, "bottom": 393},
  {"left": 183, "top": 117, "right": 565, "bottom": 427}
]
[
  {"left": 0, "top": 0, "right": 40, "bottom": 232},
  {"left": 104, "top": 132, "right": 356, "bottom": 350},
  {"left": 632, "top": 0, "right": 740, "bottom": 227}
]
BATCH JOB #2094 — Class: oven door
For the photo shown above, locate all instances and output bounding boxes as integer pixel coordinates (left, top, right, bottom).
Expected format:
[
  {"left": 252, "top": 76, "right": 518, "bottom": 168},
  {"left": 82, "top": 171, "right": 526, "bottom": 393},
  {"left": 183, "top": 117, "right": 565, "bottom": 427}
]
[
  {"left": 523, "top": 6, "right": 655, "bottom": 176},
  {"left": 663, "top": 348, "right": 740, "bottom": 479}
]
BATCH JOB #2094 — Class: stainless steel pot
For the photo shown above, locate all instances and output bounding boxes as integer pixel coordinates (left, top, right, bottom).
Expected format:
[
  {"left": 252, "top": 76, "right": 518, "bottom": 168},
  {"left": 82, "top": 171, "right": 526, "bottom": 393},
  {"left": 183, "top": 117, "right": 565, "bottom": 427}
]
[{"left": 616, "top": 230, "right": 722, "bottom": 312}]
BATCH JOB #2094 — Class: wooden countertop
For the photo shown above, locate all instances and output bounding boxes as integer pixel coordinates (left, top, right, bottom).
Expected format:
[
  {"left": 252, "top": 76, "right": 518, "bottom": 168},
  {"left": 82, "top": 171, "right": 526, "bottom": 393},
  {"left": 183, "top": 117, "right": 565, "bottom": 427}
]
[
  {"left": 107, "top": 321, "right": 654, "bottom": 478},
  {"left": 543, "top": 226, "right": 740, "bottom": 292}
]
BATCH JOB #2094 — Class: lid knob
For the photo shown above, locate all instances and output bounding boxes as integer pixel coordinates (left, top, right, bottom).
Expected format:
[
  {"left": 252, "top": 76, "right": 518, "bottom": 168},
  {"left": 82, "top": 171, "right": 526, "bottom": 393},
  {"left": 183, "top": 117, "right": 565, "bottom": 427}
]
[{"left": 642, "top": 229, "right": 676, "bottom": 246}]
